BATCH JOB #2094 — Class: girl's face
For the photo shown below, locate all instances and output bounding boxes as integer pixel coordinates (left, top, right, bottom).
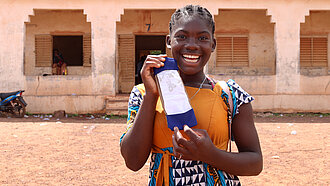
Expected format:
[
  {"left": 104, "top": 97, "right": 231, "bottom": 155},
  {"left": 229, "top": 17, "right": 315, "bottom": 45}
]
[{"left": 167, "top": 15, "right": 216, "bottom": 76}]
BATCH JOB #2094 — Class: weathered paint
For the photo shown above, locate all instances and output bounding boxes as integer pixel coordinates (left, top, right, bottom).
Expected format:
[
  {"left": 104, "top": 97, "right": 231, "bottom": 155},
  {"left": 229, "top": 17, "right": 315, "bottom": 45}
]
[{"left": 0, "top": 0, "right": 329, "bottom": 113}]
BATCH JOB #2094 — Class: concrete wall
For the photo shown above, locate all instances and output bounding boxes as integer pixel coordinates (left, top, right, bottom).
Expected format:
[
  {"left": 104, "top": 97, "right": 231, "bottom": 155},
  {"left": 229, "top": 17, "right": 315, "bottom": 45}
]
[
  {"left": 0, "top": 0, "right": 329, "bottom": 113},
  {"left": 24, "top": 75, "right": 103, "bottom": 114},
  {"left": 212, "top": 9, "right": 275, "bottom": 75},
  {"left": 0, "top": 0, "right": 120, "bottom": 113}
]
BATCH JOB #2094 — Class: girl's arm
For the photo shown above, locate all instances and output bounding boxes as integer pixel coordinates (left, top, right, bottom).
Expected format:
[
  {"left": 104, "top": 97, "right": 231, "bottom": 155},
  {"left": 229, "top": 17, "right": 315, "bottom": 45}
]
[
  {"left": 120, "top": 55, "right": 166, "bottom": 171},
  {"left": 172, "top": 103, "right": 263, "bottom": 176}
]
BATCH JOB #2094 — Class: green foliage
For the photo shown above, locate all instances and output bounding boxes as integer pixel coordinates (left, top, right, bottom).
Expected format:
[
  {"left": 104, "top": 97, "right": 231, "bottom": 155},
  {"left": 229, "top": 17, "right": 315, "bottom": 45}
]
[
  {"left": 108, "top": 114, "right": 127, "bottom": 119},
  {"left": 25, "top": 112, "right": 33, "bottom": 116},
  {"left": 67, "top": 113, "right": 79, "bottom": 117}
]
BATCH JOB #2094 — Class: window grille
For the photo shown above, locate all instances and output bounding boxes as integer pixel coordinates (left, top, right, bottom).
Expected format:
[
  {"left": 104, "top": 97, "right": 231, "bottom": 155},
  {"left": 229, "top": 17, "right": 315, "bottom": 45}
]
[
  {"left": 300, "top": 36, "right": 328, "bottom": 67},
  {"left": 216, "top": 36, "right": 248, "bottom": 67},
  {"left": 35, "top": 35, "right": 52, "bottom": 67}
]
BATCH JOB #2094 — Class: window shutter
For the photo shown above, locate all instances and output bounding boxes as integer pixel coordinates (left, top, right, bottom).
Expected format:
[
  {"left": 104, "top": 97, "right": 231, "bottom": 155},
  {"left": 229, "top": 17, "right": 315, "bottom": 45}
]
[
  {"left": 233, "top": 37, "right": 249, "bottom": 67},
  {"left": 217, "top": 37, "right": 232, "bottom": 67},
  {"left": 312, "top": 37, "right": 327, "bottom": 67},
  {"left": 300, "top": 36, "right": 327, "bottom": 67},
  {"left": 216, "top": 36, "right": 248, "bottom": 67},
  {"left": 83, "top": 33, "right": 92, "bottom": 67},
  {"left": 300, "top": 37, "right": 312, "bottom": 67},
  {"left": 35, "top": 34, "right": 52, "bottom": 67},
  {"left": 118, "top": 34, "right": 135, "bottom": 93}
]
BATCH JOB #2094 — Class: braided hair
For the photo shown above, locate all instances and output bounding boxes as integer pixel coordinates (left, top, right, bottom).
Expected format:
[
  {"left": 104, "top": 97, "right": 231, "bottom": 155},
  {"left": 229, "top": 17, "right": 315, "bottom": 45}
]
[{"left": 169, "top": 5, "right": 215, "bottom": 36}]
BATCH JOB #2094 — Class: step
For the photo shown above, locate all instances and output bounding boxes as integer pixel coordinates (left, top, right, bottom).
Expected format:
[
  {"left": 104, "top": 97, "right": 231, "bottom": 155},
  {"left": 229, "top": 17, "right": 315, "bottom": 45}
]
[
  {"left": 105, "top": 94, "right": 130, "bottom": 101},
  {"left": 105, "top": 108, "right": 128, "bottom": 116},
  {"left": 105, "top": 94, "right": 129, "bottom": 115},
  {"left": 106, "top": 101, "right": 128, "bottom": 109}
]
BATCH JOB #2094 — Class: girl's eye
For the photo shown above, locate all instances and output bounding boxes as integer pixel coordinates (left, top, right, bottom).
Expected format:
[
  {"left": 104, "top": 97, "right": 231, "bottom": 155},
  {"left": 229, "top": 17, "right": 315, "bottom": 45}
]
[
  {"left": 199, "top": 36, "right": 209, "bottom": 41},
  {"left": 176, "top": 35, "right": 186, "bottom": 39}
]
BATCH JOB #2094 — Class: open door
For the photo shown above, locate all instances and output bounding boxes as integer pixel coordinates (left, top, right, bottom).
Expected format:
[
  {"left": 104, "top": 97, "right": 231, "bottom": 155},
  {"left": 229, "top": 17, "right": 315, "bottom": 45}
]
[{"left": 135, "top": 35, "right": 167, "bottom": 84}]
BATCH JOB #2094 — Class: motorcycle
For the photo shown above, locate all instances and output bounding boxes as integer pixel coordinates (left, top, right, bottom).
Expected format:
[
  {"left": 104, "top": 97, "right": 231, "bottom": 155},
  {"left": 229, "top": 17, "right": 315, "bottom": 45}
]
[{"left": 0, "top": 90, "right": 27, "bottom": 118}]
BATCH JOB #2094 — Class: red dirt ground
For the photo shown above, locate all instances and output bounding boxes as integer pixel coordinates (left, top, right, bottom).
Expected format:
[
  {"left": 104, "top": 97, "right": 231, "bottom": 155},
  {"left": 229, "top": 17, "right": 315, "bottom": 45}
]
[{"left": 0, "top": 115, "right": 329, "bottom": 185}]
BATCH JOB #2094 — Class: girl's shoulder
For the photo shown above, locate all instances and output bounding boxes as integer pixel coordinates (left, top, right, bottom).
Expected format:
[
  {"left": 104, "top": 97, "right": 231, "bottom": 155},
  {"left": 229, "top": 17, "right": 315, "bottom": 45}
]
[
  {"left": 128, "top": 84, "right": 145, "bottom": 108},
  {"left": 225, "top": 79, "right": 254, "bottom": 105},
  {"left": 212, "top": 78, "right": 254, "bottom": 116},
  {"left": 212, "top": 78, "right": 252, "bottom": 98},
  {"left": 134, "top": 83, "right": 145, "bottom": 94}
]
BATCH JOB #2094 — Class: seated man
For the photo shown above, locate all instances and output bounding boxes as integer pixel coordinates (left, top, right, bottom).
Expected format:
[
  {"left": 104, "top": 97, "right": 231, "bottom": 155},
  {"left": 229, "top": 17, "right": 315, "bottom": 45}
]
[{"left": 52, "top": 49, "right": 67, "bottom": 75}]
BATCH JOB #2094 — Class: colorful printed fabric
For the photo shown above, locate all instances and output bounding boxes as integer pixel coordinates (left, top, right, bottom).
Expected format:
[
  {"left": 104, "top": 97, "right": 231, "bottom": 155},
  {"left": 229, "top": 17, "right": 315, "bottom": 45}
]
[
  {"left": 120, "top": 80, "right": 253, "bottom": 185},
  {"left": 119, "top": 86, "right": 142, "bottom": 143},
  {"left": 227, "top": 79, "right": 254, "bottom": 117}
]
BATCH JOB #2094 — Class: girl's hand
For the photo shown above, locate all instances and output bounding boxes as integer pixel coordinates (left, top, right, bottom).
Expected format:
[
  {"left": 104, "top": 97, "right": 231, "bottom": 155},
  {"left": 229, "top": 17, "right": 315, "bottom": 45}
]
[
  {"left": 172, "top": 125, "right": 215, "bottom": 162},
  {"left": 140, "top": 54, "right": 166, "bottom": 96}
]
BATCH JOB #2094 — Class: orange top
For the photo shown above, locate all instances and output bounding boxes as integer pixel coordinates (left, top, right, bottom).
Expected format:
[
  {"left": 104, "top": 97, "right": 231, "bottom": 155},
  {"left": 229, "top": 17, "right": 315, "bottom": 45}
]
[
  {"left": 136, "top": 83, "right": 230, "bottom": 186},
  {"left": 136, "top": 82, "right": 229, "bottom": 151}
]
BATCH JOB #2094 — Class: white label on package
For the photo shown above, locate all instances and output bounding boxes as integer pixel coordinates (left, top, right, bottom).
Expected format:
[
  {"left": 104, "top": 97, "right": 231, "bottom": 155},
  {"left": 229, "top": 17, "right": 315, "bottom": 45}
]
[{"left": 156, "top": 70, "right": 191, "bottom": 115}]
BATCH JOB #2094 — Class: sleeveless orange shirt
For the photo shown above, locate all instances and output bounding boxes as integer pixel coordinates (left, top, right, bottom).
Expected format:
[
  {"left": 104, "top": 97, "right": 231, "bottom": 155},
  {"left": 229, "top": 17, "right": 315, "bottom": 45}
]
[{"left": 136, "top": 83, "right": 230, "bottom": 151}]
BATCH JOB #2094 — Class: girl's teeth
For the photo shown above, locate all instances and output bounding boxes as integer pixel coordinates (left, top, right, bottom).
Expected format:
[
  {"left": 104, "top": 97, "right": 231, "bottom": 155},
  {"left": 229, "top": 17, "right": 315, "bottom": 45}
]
[
  {"left": 183, "top": 54, "right": 199, "bottom": 59},
  {"left": 183, "top": 54, "right": 200, "bottom": 63},
  {"left": 184, "top": 58, "right": 199, "bottom": 63}
]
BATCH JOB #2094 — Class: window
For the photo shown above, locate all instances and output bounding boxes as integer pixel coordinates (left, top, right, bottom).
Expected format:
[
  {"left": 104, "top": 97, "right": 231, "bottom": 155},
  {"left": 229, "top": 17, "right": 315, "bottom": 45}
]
[
  {"left": 216, "top": 36, "right": 248, "bottom": 67},
  {"left": 53, "top": 36, "right": 83, "bottom": 66},
  {"left": 35, "top": 34, "right": 91, "bottom": 68},
  {"left": 300, "top": 36, "right": 328, "bottom": 67}
]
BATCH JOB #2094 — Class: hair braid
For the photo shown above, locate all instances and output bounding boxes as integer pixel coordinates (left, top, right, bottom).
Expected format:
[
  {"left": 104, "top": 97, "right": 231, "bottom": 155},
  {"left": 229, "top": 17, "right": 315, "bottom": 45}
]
[{"left": 169, "top": 5, "right": 215, "bottom": 36}]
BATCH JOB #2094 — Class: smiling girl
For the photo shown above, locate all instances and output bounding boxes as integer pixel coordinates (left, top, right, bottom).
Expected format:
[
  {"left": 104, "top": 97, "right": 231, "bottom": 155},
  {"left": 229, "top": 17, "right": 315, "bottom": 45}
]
[{"left": 120, "top": 5, "right": 262, "bottom": 186}]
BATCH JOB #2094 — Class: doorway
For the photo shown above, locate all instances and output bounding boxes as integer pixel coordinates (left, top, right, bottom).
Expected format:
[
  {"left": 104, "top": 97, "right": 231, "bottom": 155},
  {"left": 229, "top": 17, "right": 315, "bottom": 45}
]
[
  {"left": 53, "top": 36, "right": 83, "bottom": 66},
  {"left": 135, "top": 35, "right": 166, "bottom": 84}
]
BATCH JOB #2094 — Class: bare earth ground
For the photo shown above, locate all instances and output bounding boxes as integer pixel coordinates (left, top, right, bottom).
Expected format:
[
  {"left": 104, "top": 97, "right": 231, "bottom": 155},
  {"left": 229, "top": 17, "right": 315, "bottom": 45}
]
[{"left": 0, "top": 114, "right": 329, "bottom": 185}]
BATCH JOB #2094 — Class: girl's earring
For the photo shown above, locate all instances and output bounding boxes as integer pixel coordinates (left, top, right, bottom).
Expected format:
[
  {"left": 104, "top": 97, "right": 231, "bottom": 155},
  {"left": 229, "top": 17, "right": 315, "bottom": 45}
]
[{"left": 166, "top": 43, "right": 171, "bottom": 49}]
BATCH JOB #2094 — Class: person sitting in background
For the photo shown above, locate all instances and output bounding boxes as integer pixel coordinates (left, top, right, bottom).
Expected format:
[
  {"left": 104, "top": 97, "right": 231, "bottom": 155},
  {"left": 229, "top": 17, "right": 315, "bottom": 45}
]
[{"left": 52, "top": 49, "right": 67, "bottom": 75}]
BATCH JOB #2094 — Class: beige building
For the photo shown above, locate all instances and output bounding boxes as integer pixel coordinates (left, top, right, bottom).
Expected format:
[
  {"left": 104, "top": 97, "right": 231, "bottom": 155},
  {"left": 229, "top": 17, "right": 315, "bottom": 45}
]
[{"left": 0, "top": 0, "right": 329, "bottom": 114}]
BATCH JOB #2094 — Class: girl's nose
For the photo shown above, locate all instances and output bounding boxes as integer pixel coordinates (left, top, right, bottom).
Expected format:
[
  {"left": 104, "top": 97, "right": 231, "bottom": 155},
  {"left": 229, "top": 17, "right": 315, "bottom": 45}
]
[{"left": 185, "top": 38, "right": 199, "bottom": 50}]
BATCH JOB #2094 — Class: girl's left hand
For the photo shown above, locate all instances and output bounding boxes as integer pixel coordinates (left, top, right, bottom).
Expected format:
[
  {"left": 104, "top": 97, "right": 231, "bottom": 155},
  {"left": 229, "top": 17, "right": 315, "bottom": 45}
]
[{"left": 172, "top": 125, "right": 215, "bottom": 162}]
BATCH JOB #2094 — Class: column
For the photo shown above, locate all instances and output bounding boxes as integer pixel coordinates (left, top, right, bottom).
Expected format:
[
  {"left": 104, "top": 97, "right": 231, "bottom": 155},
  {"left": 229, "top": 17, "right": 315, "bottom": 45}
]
[
  {"left": 270, "top": 6, "right": 309, "bottom": 94},
  {"left": 84, "top": 7, "right": 124, "bottom": 96}
]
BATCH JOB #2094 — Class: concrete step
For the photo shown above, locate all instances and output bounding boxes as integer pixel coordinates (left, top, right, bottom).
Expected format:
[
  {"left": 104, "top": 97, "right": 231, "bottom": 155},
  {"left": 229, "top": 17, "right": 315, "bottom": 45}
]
[
  {"left": 105, "top": 94, "right": 129, "bottom": 115},
  {"left": 106, "top": 108, "right": 128, "bottom": 116}
]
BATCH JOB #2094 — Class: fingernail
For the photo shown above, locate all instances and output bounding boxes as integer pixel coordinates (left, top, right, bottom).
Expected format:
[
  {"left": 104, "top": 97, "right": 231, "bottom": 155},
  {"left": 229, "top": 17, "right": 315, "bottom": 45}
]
[
  {"left": 161, "top": 58, "right": 166, "bottom": 62},
  {"left": 161, "top": 62, "right": 164, "bottom": 66}
]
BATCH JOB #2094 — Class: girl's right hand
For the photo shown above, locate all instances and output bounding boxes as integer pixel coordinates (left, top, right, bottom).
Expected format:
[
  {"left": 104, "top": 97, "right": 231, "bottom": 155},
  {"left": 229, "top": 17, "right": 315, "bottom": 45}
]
[{"left": 140, "top": 54, "right": 166, "bottom": 96}]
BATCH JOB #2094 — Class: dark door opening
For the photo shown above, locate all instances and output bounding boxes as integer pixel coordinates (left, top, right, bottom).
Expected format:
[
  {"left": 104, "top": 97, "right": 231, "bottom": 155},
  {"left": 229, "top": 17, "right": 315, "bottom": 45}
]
[
  {"left": 53, "top": 36, "right": 83, "bottom": 66},
  {"left": 135, "top": 35, "right": 166, "bottom": 84}
]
